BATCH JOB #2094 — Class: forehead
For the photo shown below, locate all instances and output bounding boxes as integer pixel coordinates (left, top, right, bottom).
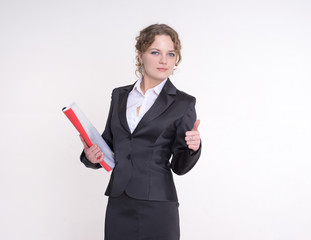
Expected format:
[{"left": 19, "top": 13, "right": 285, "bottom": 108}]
[{"left": 148, "top": 35, "right": 175, "bottom": 50}]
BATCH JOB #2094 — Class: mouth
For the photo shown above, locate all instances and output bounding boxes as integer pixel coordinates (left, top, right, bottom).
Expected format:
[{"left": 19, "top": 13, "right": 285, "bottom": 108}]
[{"left": 157, "top": 68, "right": 168, "bottom": 72}]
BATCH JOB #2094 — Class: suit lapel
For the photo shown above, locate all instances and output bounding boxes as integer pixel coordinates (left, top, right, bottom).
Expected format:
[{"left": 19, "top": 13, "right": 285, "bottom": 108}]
[
  {"left": 118, "top": 84, "right": 134, "bottom": 133},
  {"left": 133, "top": 79, "right": 177, "bottom": 134}
]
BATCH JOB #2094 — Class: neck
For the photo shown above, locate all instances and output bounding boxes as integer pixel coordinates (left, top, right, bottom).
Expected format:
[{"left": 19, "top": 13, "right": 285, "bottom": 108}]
[{"left": 140, "top": 77, "right": 166, "bottom": 94}]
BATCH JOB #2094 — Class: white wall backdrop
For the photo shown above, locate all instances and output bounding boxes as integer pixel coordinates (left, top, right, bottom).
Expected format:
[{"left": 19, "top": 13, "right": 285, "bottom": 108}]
[{"left": 1, "top": 0, "right": 311, "bottom": 239}]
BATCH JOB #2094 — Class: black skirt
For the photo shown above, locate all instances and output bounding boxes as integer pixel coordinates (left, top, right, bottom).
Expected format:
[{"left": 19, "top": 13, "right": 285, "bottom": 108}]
[{"left": 105, "top": 192, "right": 180, "bottom": 240}]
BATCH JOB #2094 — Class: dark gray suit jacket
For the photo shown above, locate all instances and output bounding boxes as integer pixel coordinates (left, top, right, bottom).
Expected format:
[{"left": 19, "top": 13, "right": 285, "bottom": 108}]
[{"left": 81, "top": 79, "right": 201, "bottom": 201}]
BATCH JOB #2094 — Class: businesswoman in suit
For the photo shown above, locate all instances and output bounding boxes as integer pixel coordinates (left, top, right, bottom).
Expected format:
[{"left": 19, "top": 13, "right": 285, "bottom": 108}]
[{"left": 80, "top": 24, "right": 201, "bottom": 240}]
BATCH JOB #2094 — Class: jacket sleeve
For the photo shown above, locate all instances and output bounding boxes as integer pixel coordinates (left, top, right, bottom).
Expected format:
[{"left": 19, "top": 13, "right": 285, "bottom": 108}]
[
  {"left": 170, "top": 98, "right": 201, "bottom": 175},
  {"left": 80, "top": 89, "right": 115, "bottom": 169}
]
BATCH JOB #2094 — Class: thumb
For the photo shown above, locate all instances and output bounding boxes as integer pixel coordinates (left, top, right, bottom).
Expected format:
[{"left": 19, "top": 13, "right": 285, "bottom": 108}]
[{"left": 192, "top": 119, "right": 200, "bottom": 131}]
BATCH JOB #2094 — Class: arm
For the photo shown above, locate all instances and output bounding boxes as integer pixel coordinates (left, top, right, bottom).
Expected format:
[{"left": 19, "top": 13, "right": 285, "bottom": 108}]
[
  {"left": 80, "top": 90, "right": 115, "bottom": 169},
  {"left": 170, "top": 99, "right": 202, "bottom": 175}
]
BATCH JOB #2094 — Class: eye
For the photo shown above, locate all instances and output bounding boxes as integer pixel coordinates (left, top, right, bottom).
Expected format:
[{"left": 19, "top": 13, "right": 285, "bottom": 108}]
[
  {"left": 168, "top": 52, "right": 176, "bottom": 57},
  {"left": 151, "top": 51, "right": 159, "bottom": 55}
]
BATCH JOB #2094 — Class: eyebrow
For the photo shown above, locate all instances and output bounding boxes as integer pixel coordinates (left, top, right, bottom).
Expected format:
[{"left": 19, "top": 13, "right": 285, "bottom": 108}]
[{"left": 149, "top": 48, "right": 176, "bottom": 52}]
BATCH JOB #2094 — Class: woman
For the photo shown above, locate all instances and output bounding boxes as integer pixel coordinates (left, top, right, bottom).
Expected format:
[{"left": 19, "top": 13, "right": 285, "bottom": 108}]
[{"left": 80, "top": 24, "right": 201, "bottom": 240}]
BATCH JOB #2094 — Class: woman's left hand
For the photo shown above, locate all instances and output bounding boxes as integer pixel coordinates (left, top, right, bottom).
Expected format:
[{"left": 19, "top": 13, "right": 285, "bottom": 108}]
[{"left": 185, "top": 119, "right": 201, "bottom": 152}]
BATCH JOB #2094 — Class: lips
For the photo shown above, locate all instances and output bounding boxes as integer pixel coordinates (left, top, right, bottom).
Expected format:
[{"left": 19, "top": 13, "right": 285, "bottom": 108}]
[{"left": 157, "top": 68, "right": 168, "bottom": 72}]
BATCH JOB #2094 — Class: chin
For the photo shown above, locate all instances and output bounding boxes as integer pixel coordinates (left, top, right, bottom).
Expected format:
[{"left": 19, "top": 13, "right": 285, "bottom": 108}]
[{"left": 144, "top": 71, "right": 171, "bottom": 82}]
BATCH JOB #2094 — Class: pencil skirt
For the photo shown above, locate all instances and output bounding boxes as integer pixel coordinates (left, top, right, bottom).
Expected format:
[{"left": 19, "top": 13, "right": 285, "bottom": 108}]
[{"left": 104, "top": 192, "right": 180, "bottom": 240}]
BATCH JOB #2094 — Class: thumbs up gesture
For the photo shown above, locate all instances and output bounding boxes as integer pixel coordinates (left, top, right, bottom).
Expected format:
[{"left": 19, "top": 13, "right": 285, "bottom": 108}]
[{"left": 185, "top": 119, "right": 201, "bottom": 152}]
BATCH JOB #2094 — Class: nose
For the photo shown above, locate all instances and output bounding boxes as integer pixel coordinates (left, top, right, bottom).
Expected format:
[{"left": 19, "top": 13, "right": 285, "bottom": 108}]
[{"left": 159, "top": 54, "right": 167, "bottom": 64}]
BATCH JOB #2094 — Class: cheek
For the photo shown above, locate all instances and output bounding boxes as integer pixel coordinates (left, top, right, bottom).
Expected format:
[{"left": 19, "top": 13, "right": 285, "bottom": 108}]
[
  {"left": 143, "top": 57, "right": 157, "bottom": 67},
  {"left": 169, "top": 59, "right": 177, "bottom": 68}
]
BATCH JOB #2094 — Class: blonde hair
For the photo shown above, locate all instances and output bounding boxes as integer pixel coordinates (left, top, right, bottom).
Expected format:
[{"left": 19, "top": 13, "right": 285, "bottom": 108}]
[{"left": 135, "top": 24, "right": 182, "bottom": 77}]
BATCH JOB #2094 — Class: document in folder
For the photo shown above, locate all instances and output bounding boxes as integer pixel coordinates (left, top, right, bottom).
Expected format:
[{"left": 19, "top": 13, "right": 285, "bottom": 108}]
[{"left": 62, "top": 102, "right": 115, "bottom": 171}]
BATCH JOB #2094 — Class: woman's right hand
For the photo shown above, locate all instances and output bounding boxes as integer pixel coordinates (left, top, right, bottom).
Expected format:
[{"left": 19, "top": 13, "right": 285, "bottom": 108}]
[{"left": 80, "top": 135, "right": 104, "bottom": 164}]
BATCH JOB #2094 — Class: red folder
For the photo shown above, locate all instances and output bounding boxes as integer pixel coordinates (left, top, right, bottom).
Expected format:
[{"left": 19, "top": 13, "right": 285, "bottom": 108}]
[{"left": 63, "top": 103, "right": 114, "bottom": 171}]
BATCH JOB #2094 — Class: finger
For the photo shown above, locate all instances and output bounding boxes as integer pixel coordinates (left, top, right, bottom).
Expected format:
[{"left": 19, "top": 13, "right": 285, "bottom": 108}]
[
  {"left": 185, "top": 132, "right": 200, "bottom": 141},
  {"left": 185, "top": 135, "right": 198, "bottom": 142},
  {"left": 185, "top": 130, "right": 200, "bottom": 136},
  {"left": 186, "top": 140, "right": 200, "bottom": 146},
  {"left": 96, "top": 152, "right": 104, "bottom": 163},
  {"left": 98, "top": 152, "right": 104, "bottom": 162},
  {"left": 88, "top": 151, "right": 104, "bottom": 164},
  {"left": 94, "top": 151, "right": 103, "bottom": 160},
  {"left": 185, "top": 131, "right": 193, "bottom": 136},
  {"left": 187, "top": 139, "right": 200, "bottom": 147},
  {"left": 188, "top": 144, "right": 200, "bottom": 152},
  {"left": 85, "top": 145, "right": 100, "bottom": 158},
  {"left": 192, "top": 119, "right": 200, "bottom": 131},
  {"left": 94, "top": 149, "right": 103, "bottom": 159},
  {"left": 88, "top": 144, "right": 101, "bottom": 153},
  {"left": 89, "top": 147, "right": 102, "bottom": 158}
]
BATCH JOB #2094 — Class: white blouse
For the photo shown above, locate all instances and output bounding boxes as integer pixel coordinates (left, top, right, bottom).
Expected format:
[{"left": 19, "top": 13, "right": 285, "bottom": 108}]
[{"left": 126, "top": 78, "right": 167, "bottom": 133}]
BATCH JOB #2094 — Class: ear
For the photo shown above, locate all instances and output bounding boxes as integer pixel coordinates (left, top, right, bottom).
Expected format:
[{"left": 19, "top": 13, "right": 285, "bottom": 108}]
[{"left": 137, "top": 51, "right": 143, "bottom": 64}]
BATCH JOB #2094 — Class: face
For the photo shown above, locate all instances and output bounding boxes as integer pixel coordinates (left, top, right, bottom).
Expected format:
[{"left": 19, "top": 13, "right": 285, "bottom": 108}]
[{"left": 138, "top": 35, "right": 177, "bottom": 83}]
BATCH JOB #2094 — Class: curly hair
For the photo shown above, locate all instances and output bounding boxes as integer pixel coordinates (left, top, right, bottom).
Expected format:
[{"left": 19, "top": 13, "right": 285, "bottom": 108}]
[{"left": 135, "top": 24, "right": 182, "bottom": 77}]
